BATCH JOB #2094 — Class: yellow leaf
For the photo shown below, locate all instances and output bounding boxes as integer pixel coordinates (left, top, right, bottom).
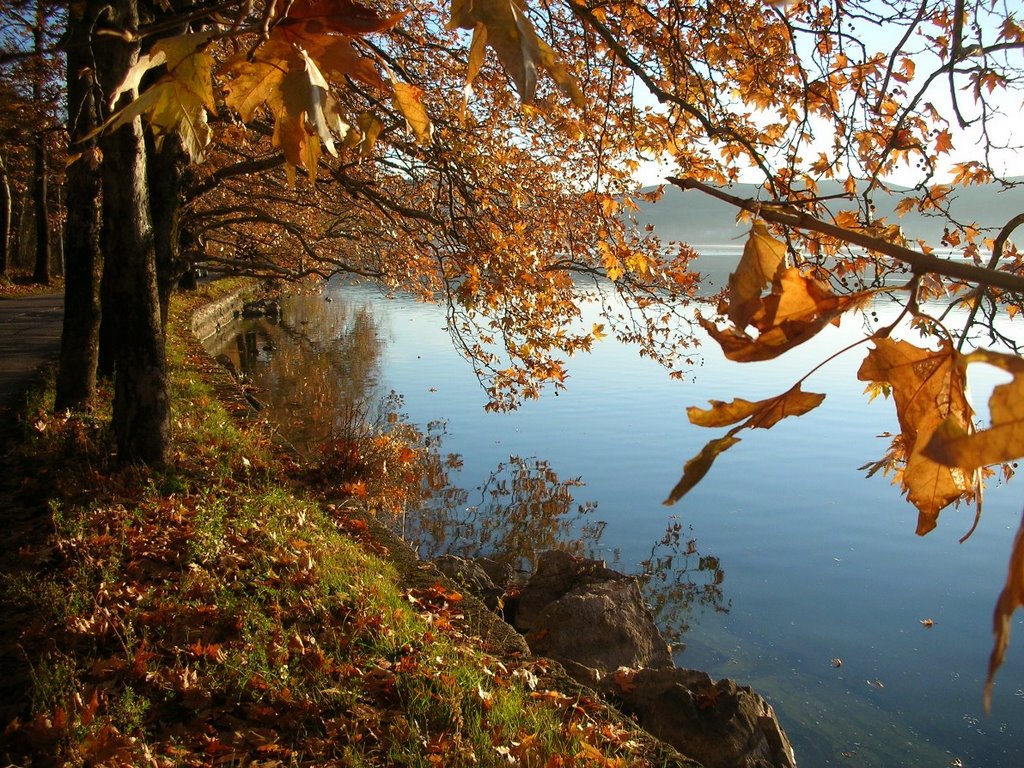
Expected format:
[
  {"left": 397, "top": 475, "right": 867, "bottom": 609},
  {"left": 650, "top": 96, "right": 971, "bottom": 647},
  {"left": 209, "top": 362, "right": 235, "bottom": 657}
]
[
  {"left": 104, "top": 31, "right": 217, "bottom": 161},
  {"left": 664, "top": 435, "right": 741, "bottom": 506},
  {"left": 985, "top": 509, "right": 1024, "bottom": 713},
  {"left": 700, "top": 271, "right": 864, "bottom": 363},
  {"left": 392, "top": 81, "right": 433, "bottom": 145},
  {"left": 222, "top": 38, "right": 295, "bottom": 122},
  {"left": 592, "top": 323, "right": 607, "bottom": 341},
  {"left": 449, "top": 0, "right": 581, "bottom": 105},
  {"left": 356, "top": 111, "right": 384, "bottom": 155}
]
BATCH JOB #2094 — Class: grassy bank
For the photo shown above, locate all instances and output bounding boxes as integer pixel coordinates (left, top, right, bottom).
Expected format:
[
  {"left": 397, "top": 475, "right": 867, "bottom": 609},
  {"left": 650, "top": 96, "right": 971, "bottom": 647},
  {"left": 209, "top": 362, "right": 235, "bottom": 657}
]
[{"left": 0, "top": 281, "right": 694, "bottom": 767}]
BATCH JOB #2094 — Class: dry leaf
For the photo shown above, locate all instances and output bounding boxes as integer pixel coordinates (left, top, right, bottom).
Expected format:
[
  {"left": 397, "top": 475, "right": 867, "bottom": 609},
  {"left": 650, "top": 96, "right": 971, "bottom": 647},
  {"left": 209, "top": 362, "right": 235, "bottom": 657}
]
[
  {"left": 857, "top": 338, "right": 977, "bottom": 534},
  {"left": 985, "top": 507, "right": 1024, "bottom": 713}
]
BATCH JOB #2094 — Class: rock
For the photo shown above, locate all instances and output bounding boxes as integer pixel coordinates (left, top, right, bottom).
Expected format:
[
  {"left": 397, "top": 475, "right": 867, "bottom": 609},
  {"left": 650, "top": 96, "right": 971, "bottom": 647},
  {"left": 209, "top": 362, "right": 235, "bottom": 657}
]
[
  {"left": 432, "top": 548, "right": 797, "bottom": 768},
  {"left": 598, "top": 667, "right": 796, "bottom": 768},
  {"left": 432, "top": 555, "right": 504, "bottom": 612},
  {"left": 241, "top": 298, "right": 281, "bottom": 319},
  {"left": 433, "top": 555, "right": 497, "bottom": 594},
  {"left": 513, "top": 550, "right": 628, "bottom": 631},
  {"left": 512, "top": 550, "right": 672, "bottom": 672}
]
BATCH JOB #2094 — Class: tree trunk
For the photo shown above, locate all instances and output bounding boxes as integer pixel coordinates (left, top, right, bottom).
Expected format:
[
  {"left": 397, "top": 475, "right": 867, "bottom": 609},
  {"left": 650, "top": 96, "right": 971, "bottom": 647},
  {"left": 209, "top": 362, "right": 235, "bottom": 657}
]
[
  {"left": 31, "top": 1, "right": 51, "bottom": 286},
  {"left": 31, "top": 138, "right": 50, "bottom": 285},
  {"left": 55, "top": 2, "right": 104, "bottom": 411},
  {"left": 0, "top": 155, "right": 10, "bottom": 278},
  {"left": 96, "top": 0, "right": 170, "bottom": 465},
  {"left": 147, "top": 132, "right": 189, "bottom": 330}
]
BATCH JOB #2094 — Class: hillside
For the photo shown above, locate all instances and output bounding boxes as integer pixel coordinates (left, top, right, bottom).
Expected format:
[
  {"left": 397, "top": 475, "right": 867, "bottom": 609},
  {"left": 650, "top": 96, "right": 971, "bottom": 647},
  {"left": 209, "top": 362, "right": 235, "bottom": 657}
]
[{"left": 631, "top": 177, "right": 1024, "bottom": 249}]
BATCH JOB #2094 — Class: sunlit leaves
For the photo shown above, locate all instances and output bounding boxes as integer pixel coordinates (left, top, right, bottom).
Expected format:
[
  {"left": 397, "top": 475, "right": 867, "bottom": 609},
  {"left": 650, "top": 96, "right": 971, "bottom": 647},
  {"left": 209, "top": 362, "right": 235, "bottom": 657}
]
[
  {"left": 448, "top": 0, "right": 584, "bottom": 106},
  {"left": 104, "top": 31, "right": 217, "bottom": 161},
  {"left": 700, "top": 224, "right": 872, "bottom": 362},
  {"left": 857, "top": 338, "right": 977, "bottom": 534},
  {"left": 724, "top": 220, "right": 787, "bottom": 328}
]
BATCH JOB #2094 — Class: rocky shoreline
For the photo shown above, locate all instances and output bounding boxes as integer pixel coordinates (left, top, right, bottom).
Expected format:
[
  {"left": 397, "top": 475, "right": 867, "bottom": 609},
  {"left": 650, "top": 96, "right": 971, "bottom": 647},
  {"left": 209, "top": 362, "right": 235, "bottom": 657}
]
[
  {"left": 198, "top": 285, "right": 798, "bottom": 768},
  {"left": 435, "top": 551, "right": 797, "bottom": 768}
]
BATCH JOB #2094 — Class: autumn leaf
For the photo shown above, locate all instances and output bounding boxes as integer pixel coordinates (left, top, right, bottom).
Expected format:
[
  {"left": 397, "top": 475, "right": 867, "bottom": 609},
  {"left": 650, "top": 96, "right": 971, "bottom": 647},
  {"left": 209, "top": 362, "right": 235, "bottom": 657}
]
[
  {"left": 449, "top": 0, "right": 584, "bottom": 106},
  {"left": 923, "top": 348, "right": 1024, "bottom": 471},
  {"left": 104, "top": 31, "right": 217, "bottom": 161},
  {"left": 723, "top": 220, "right": 787, "bottom": 328},
  {"left": 985, "top": 508, "right": 1024, "bottom": 714},
  {"left": 663, "top": 434, "right": 741, "bottom": 505},
  {"left": 667, "top": 383, "right": 825, "bottom": 505},
  {"left": 857, "top": 338, "right": 977, "bottom": 534},
  {"left": 687, "top": 384, "right": 826, "bottom": 429},
  {"left": 701, "top": 269, "right": 866, "bottom": 363},
  {"left": 274, "top": 0, "right": 407, "bottom": 39},
  {"left": 391, "top": 81, "right": 433, "bottom": 145}
]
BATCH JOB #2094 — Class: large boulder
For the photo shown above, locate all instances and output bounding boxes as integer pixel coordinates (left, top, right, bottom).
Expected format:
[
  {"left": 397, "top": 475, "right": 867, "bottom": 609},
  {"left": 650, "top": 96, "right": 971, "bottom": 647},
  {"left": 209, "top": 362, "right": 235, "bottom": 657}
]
[
  {"left": 598, "top": 667, "right": 796, "bottom": 768},
  {"left": 512, "top": 550, "right": 672, "bottom": 672}
]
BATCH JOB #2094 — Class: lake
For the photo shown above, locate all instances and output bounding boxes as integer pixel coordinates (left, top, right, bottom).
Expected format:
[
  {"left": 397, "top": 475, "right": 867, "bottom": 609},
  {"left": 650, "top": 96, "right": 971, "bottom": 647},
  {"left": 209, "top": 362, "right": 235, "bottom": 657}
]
[{"left": 209, "top": 264, "right": 1024, "bottom": 767}]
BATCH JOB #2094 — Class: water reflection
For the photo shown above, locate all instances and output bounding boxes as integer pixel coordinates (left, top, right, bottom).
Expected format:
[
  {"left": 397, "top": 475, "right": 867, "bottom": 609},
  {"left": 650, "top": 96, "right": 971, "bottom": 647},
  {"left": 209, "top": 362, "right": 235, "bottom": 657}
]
[{"left": 208, "top": 288, "right": 728, "bottom": 640}]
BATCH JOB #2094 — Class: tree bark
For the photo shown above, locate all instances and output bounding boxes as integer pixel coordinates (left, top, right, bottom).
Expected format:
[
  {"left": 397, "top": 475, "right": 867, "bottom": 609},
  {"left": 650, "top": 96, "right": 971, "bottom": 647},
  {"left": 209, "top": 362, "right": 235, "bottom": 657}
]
[
  {"left": 147, "top": 132, "right": 189, "bottom": 330},
  {"left": 0, "top": 155, "right": 10, "bottom": 278},
  {"left": 95, "top": 0, "right": 170, "bottom": 464},
  {"left": 55, "top": 2, "right": 104, "bottom": 411},
  {"left": 31, "top": 137, "right": 50, "bottom": 284},
  {"left": 31, "top": 1, "right": 50, "bottom": 285}
]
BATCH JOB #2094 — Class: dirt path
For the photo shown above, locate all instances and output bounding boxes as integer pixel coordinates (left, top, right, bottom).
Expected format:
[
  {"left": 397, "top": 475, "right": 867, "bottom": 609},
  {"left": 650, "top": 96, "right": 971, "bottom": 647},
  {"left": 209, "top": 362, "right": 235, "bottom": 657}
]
[{"left": 0, "top": 293, "right": 63, "bottom": 409}]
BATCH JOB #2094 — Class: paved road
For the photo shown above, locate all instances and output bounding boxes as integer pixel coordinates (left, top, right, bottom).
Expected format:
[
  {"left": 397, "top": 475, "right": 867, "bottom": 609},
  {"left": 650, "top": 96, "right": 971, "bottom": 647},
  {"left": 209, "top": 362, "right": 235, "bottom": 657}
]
[{"left": 0, "top": 293, "right": 64, "bottom": 407}]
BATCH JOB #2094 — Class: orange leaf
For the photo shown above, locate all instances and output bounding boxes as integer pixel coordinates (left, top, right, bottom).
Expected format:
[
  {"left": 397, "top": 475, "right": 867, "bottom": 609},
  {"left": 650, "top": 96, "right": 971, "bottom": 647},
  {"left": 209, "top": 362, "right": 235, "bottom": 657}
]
[
  {"left": 923, "top": 348, "right": 1024, "bottom": 471},
  {"left": 857, "top": 338, "right": 976, "bottom": 533},
  {"left": 724, "top": 221, "right": 787, "bottom": 328},
  {"left": 687, "top": 384, "right": 825, "bottom": 429},
  {"left": 985, "top": 509, "right": 1024, "bottom": 713}
]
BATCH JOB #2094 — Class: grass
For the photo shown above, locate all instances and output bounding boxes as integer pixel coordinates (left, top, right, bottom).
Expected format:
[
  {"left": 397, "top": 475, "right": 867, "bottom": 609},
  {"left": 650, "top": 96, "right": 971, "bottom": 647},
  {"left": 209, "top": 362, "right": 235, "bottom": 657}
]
[{"left": 0, "top": 281, "right": 695, "bottom": 767}]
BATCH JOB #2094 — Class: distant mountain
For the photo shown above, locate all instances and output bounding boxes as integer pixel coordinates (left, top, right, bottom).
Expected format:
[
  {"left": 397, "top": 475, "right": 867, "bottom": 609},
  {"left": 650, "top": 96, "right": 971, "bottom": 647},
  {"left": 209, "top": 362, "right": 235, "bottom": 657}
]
[{"left": 630, "top": 177, "right": 1024, "bottom": 249}]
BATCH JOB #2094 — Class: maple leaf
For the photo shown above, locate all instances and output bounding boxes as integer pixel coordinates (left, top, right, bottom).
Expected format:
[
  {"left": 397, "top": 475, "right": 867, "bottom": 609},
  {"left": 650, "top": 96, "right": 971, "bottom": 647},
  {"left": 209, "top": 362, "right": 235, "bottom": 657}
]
[
  {"left": 723, "top": 221, "right": 788, "bottom": 328},
  {"left": 391, "top": 81, "right": 433, "bottom": 145},
  {"left": 857, "top": 338, "right": 977, "bottom": 534},
  {"left": 985, "top": 509, "right": 1024, "bottom": 713},
  {"left": 274, "top": 0, "right": 406, "bottom": 37},
  {"left": 666, "top": 383, "right": 825, "bottom": 505},
  {"left": 104, "top": 31, "right": 217, "bottom": 161},
  {"left": 922, "top": 348, "right": 1024, "bottom": 471},
  {"left": 701, "top": 269, "right": 866, "bottom": 363},
  {"left": 224, "top": 41, "right": 356, "bottom": 182},
  {"left": 449, "top": 0, "right": 584, "bottom": 106},
  {"left": 934, "top": 128, "right": 954, "bottom": 155}
]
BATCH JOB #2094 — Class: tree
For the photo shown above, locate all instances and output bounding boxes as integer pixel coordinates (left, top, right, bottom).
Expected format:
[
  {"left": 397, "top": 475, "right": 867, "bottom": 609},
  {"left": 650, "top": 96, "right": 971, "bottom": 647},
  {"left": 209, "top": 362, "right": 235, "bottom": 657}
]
[
  {"left": 0, "top": 0, "right": 64, "bottom": 281},
  {"left": 61, "top": 0, "right": 1024, "bottom": 701},
  {"left": 54, "top": 0, "right": 102, "bottom": 410}
]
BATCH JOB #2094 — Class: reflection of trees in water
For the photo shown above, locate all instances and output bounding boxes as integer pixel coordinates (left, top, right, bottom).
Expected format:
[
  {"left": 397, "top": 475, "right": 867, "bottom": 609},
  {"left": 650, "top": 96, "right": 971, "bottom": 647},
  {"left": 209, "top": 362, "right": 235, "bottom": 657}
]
[
  {"left": 640, "top": 517, "right": 729, "bottom": 648},
  {"left": 215, "top": 293, "right": 384, "bottom": 454},
  {"left": 409, "top": 455, "right": 729, "bottom": 646},
  {"left": 212, "top": 291, "right": 728, "bottom": 643},
  {"left": 407, "top": 455, "right": 604, "bottom": 569}
]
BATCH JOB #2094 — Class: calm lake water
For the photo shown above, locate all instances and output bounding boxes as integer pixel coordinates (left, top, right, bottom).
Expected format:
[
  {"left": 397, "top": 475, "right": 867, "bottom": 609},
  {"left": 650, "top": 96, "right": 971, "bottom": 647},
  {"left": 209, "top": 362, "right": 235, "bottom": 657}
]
[{"left": 210, "top": 264, "right": 1024, "bottom": 767}]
